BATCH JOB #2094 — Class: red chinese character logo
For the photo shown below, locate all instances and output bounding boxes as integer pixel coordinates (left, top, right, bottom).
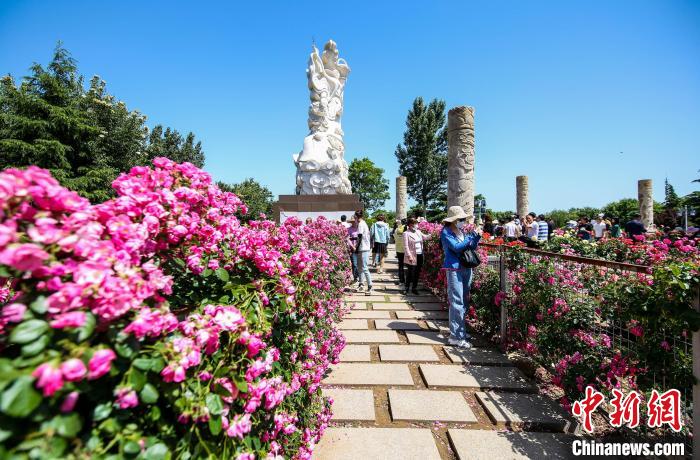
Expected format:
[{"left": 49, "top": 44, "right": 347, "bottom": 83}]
[
  {"left": 572, "top": 386, "right": 605, "bottom": 433},
  {"left": 609, "top": 389, "right": 642, "bottom": 428},
  {"left": 647, "top": 389, "right": 683, "bottom": 432}
]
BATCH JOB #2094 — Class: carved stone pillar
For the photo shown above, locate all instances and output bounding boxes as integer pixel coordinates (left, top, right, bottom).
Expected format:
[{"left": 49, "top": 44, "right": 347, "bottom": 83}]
[
  {"left": 396, "top": 176, "right": 407, "bottom": 221},
  {"left": 516, "top": 176, "right": 529, "bottom": 218},
  {"left": 638, "top": 179, "right": 654, "bottom": 230},
  {"left": 447, "top": 106, "right": 475, "bottom": 220}
]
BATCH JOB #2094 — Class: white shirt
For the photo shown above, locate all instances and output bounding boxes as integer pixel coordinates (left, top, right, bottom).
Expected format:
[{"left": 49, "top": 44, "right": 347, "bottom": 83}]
[
  {"left": 527, "top": 220, "right": 539, "bottom": 239},
  {"left": 504, "top": 222, "right": 519, "bottom": 237},
  {"left": 593, "top": 221, "right": 607, "bottom": 238},
  {"left": 357, "top": 220, "right": 371, "bottom": 251}
]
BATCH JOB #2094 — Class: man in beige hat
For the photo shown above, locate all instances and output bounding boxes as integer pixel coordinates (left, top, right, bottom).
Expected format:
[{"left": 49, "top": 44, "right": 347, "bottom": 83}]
[{"left": 440, "top": 206, "right": 482, "bottom": 349}]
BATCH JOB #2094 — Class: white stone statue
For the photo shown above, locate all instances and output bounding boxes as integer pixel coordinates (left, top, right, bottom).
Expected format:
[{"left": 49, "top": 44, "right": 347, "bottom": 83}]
[{"left": 293, "top": 40, "right": 352, "bottom": 194}]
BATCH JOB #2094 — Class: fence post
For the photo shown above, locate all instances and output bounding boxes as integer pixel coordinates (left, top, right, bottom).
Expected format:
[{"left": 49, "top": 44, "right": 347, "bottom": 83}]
[
  {"left": 499, "top": 247, "right": 507, "bottom": 351},
  {"left": 693, "top": 285, "right": 699, "bottom": 459}
]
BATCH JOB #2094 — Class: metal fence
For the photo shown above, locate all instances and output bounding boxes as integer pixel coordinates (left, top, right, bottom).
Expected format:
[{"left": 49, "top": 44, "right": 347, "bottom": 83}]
[{"left": 482, "top": 243, "right": 699, "bottom": 453}]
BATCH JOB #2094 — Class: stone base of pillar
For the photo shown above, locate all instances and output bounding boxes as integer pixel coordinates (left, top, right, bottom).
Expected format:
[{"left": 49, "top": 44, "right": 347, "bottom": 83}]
[{"left": 272, "top": 194, "right": 364, "bottom": 223}]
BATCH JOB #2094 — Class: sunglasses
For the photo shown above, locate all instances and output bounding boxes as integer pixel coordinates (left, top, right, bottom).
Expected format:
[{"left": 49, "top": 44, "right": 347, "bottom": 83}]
[{"left": 457, "top": 218, "right": 467, "bottom": 222}]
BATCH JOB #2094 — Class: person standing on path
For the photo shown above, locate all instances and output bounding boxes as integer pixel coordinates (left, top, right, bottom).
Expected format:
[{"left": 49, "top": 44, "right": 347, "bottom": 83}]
[
  {"left": 347, "top": 217, "right": 360, "bottom": 283},
  {"left": 402, "top": 217, "right": 425, "bottom": 295},
  {"left": 354, "top": 210, "right": 373, "bottom": 295},
  {"left": 370, "top": 214, "right": 390, "bottom": 274},
  {"left": 440, "top": 206, "right": 482, "bottom": 349},
  {"left": 503, "top": 215, "right": 521, "bottom": 242},
  {"left": 393, "top": 218, "right": 407, "bottom": 285}
]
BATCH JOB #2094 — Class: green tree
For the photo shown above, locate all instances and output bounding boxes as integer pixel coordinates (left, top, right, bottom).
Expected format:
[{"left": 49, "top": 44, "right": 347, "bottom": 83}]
[
  {"left": 348, "top": 157, "right": 390, "bottom": 211},
  {"left": 0, "top": 43, "right": 205, "bottom": 201},
  {"left": 218, "top": 178, "right": 273, "bottom": 222},
  {"left": 394, "top": 97, "right": 448, "bottom": 210},
  {"left": 664, "top": 178, "right": 681, "bottom": 210}
]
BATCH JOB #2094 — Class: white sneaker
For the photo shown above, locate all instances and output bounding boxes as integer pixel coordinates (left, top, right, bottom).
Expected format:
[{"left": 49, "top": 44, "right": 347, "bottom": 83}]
[
  {"left": 447, "top": 338, "right": 472, "bottom": 349},
  {"left": 365, "top": 288, "right": 374, "bottom": 296},
  {"left": 355, "top": 284, "right": 364, "bottom": 292}
]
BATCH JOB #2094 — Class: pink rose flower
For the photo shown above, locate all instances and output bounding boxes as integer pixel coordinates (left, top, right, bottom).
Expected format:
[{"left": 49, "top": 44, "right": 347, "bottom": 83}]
[
  {"left": 50, "top": 311, "right": 86, "bottom": 329},
  {"left": 60, "top": 358, "right": 87, "bottom": 382},
  {"left": 2, "top": 303, "right": 26, "bottom": 323},
  {"left": 115, "top": 388, "right": 139, "bottom": 409},
  {"left": 88, "top": 349, "right": 117, "bottom": 380},
  {"left": 60, "top": 391, "right": 79, "bottom": 412},
  {"left": 0, "top": 243, "right": 50, "bottom": 272},
  {"left": 32, "top": 362, "right": 64, "bottom": 396}
]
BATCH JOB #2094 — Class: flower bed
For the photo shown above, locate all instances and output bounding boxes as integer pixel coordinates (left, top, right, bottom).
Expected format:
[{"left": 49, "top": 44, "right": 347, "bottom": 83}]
[
  {"left": 419, "top": 223, "right": 700, "bottom": 431},
  {"left": 0, "top": 159, "right": 350, "bottom": 459}
]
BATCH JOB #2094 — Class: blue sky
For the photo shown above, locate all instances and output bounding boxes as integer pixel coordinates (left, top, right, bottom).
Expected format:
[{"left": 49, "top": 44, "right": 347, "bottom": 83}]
[{"left": 1, "top": 0, "right": 699, "bottom": 212}]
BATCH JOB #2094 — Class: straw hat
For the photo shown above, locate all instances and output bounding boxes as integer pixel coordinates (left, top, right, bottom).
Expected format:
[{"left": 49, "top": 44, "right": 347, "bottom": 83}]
[{"left": 443, "top": 206, "right": 469, "bottom": 223}]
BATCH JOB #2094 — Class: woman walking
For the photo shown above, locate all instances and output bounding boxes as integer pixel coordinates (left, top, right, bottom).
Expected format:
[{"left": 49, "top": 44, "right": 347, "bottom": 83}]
[
  {"left": 402, "top": 217, "right": 425, "bottom": 295},
  {"left": 353, "top": 210, "right": 373, "bottom": 295},
  {"left": 440, "top": 206, "right": 481, "bottom": 349}
]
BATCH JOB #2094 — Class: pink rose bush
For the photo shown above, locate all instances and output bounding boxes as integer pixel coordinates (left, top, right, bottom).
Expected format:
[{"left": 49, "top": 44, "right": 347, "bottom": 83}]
[
  {"left": 0, "top": 159, "right": 350, "bottom": 459},
  {"left": 419, "top": 223, "right": 699, "bottom": 434}
]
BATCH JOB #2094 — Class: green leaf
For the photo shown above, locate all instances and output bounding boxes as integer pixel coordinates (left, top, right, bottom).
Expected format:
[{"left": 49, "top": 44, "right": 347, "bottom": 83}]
[
  {"left": 55, "top": 413, "right": 82, "bottom": 437},
  {"left": 144, "top": 443, "right": 169, "bottom": 460},
  {"left": 202, "top": 268, "right": 213, "bottom": 278},
  {"left": 115, "top": 342, "right": 135, "bottom": 359},
  {"left": 233, "top": 377, "right": 248, "bottom": 393},
  {"left": 76, "top": 312, "right": 96, "bottom": 342},
  {"left": 215, "top": 268, "right": 229, "bottom": 282},
  {"left": 8, "top": 319, "right": 49, "bottom": 344},
  {"left": 123, "top": 441, "right": 141, "bottom": 455},
  {"left": 128, "top": 368, "right": 146, "bottom": 391},
  {"left": 0, "top": 376, "right": 42, "bottom": 418},
  {"left": 205, "top": 394, "right": 223, "bottom": 415},
  {"left": 21, "top": 334, "right": 49, "bottom": 357},
  {"left": 140, "top": 383, "right": 159, "bottom": 404},
  {"left": 132, "top": 358, "right": 154, "bottom": 371},
  {"left": 93, "top": 403, "right": 112, "bottom": 421},
  {"left": 208, "top": 415, "right": 222, "bottom": 436},
  {"left": 29, "top": 296, "right": 48, "bottom": 315}
]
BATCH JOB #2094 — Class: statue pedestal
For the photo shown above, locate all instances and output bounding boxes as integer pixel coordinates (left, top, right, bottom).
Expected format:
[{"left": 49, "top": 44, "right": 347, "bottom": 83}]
[{"left": 273, "top": 194, "right": 363, "bottom": 223}]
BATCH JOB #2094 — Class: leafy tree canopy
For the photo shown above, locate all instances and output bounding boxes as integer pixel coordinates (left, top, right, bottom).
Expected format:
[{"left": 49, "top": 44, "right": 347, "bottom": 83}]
[
  {"left": 217, "top": 178, "right": 273, "bottom": 222},
  {"left": 348, "top": 157, "right": 390, "bottom": 211},
  {"left": 0, "top": 43, "right": 204, "bottom": 202},
  {"left": 394, "top": 97, "right": 448, "bottom": 210}
]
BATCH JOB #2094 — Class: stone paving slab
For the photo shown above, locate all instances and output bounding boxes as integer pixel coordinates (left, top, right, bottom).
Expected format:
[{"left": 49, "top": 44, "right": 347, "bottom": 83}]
[
  {"left": 388, "top": 389, "right": 477, "bottom": 423},
  {"left": 339, "top": 345, "right": 371, "bottom": 362},
  {"left": 345, "top": 302, "right": 367, "bottom": 310},
  {"left": 411, "top": 303, "right": 446, "bottom": 311},
  {"left": 314, "top": 427, "right": 441, "bottom": 460},
  {"left": 379, "top": 345, "right": 440, "bottom": 362},
  {"left": 343, "top": 330, "right": 402, "bottom": 343},
  {"left": 322, "top": 389, "right": 375, "bottom": 421},
  {"left": 323, "top": 363, "right": 414, "bottom": 385},
  {"left": 346, "top": 295, "right": 388, "bottom": 302},
  {"left": 374, "top": 319, "right": 425, "bottom": 330},
  {"left": 338, "top": 319, "right": 369, "bottom": 330},
  {"left": 347, "top": 310, "right": 391, "bottom": 319},
  {"left": 389, "top": 295, "right": 436, "bottom": 302},
  {"left": 396, "top": 310, "right": 448, "bottom": 320},
  {"left": 475, "top": 391, "right": 574, "bottom": 430},
  {"left": 444, "top": 347, "right": 513, "bottom": 365},
  {"left": 370, "top": 302, "right": 411, "bottom": 310},
  {"left": 423, "top": 320, "right": 448, "bottom": 331},
  {"left": 405, "top": 330, "right": 448, "bottom": 345},
  {"left": 447, "top": 429, "right": 575, "bottom": 460},
  {"left": 419, "top": 364, "right": 536, "bottom": 391}
]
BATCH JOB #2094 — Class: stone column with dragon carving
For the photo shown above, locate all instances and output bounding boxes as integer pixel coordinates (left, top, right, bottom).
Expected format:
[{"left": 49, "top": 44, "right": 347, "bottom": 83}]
[
  {"left": 447, "top": 106, "right": 475, "bottom": 220},
  {"left": 396, "top": 176, "right": 407, "bottom": 221},
  {"left": 516, "top": 175, "right": 529, "bottom": 219}
]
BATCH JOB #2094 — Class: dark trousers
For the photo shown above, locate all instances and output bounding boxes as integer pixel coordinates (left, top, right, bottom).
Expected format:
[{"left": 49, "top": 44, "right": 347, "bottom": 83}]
[
  {"left": 350, "top": 253, "right": 358, "bottom": 281},
  {"left": 397, "top": 252, "right": 405, "bottom": 283},
  {"left": 405, "top": 254, "right": 424, "bottom": 290}
]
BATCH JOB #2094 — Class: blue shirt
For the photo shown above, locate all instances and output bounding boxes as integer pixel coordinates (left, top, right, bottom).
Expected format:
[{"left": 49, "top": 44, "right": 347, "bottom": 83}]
[
  {"left": 371, "top": 222, "right": 390, "bottom": 244},
  {"left": 537, "top": 220, "right": 549, "bottom": 241},
  {"left": 440, "top": 226, "right": 481, "bottom": 269}
]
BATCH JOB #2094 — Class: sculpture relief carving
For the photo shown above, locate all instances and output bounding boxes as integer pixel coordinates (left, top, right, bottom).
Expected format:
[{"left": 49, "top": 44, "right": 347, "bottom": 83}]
[{"left": 293, "top": 40, "right": 352, "bottom": 195}]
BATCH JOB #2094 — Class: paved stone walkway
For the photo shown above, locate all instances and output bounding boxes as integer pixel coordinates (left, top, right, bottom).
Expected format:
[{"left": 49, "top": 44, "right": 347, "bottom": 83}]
[{"left": 314, "top": 249, "right": 579, "bottom": 460}]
